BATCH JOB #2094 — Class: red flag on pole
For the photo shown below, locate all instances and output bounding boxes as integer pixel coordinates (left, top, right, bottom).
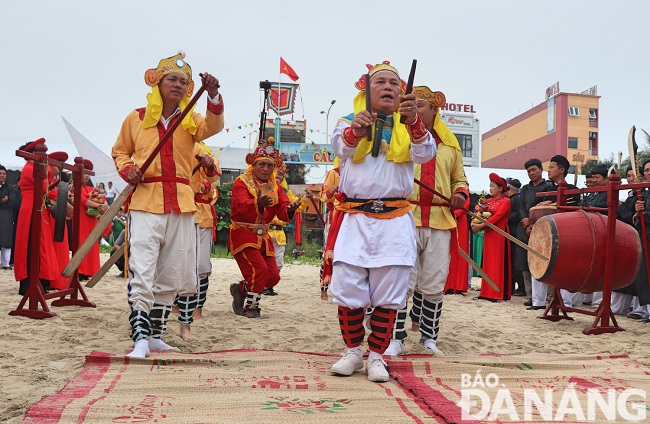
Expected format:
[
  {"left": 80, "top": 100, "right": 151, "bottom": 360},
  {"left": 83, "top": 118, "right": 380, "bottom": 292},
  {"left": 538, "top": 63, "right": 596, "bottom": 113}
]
[{"left": 280, "top": 57, "right": 299, "bottom": 82}]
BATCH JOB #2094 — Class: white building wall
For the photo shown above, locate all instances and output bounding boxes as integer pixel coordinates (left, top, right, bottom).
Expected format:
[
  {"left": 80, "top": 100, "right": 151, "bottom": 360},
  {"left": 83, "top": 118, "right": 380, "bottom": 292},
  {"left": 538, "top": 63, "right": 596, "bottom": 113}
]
[{"left": 440, "top": 113, "right": 480, "bottom": 168}]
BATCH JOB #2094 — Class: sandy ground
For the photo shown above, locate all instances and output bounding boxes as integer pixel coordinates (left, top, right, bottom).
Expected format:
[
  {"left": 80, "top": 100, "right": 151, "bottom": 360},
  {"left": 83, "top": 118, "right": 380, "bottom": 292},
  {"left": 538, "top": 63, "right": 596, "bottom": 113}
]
[{"left": 1, "top": 255, "right": 648, "bottom": 422}]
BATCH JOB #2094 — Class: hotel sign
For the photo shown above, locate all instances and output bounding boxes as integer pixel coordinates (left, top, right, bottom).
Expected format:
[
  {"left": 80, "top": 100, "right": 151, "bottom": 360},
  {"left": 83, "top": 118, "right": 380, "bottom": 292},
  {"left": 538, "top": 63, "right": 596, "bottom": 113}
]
[
  {"left": 443, "top": 115, "right": 474, "bottom": 128},
  {"left": 441, "top": 103, "right": 476, "bottom": 113}
]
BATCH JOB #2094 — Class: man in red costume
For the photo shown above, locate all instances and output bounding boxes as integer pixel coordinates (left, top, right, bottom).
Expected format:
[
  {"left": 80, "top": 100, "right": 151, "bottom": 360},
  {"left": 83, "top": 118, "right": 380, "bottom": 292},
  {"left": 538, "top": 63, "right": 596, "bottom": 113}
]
[
  {"left": 112, "top": 51, "right": 224, "bottom": 358},
  {"left": 383, "top": 85, "right": 469, "bottom": 357},
  {"left": 229, "top": 146, "right": 302, "bottom": 318}
]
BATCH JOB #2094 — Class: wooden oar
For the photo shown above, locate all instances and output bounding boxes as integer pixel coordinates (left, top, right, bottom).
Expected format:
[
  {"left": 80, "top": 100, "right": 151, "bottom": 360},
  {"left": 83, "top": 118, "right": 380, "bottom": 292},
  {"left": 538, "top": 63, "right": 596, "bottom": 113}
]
[
  {"left": 457, "top": 245, "right": 500, "bottom": 292},
  {"left": 365, "top": 74, "right": 372, "bottom": 141},
  {"left": 628, "top": 125, "right": 650, "bottom": 290},
  {"left": 86, "top": 244, "right": 125, "bottom": 288},
  {"left": 308, "top": 196, "right": 326, "bottom": 227},
  {"left": 399, "top": 59, "right": 417, "bottom": 124},
  {"left": 414, "top": 178, "right": 549, "bottom": 261},
  {"left": 63, "top": 79, "right": 208, "bottom": 277}
]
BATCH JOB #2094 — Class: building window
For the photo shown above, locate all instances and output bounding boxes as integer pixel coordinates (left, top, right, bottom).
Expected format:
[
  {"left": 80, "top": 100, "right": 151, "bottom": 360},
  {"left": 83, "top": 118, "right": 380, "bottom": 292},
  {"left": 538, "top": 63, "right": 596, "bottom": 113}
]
[
  {"left": 454, "top": 133, "right": 473, "bottom": 158},
  {"left": 589, "top": 109, "right": 597, "bottom": 119},
  {"left": 568, "top": 137, "right": 578, "bottom": 149},
  {"left": 568, "top": 106, "right": 580, "bottom": 117}
]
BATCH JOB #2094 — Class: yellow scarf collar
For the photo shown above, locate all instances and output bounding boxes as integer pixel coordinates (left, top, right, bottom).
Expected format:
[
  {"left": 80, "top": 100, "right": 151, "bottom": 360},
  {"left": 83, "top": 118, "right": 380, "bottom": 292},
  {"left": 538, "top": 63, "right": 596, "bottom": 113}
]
[
  {"left": 239, "top": 170, "right": 280, "bottom": 207},
  {"left": 349, "top": 92, "right": 412, "bottom": 164},
  {"left": 142, "top": 85, "right": 198, "bottom": 135},
  {"left": 433, "top": 112, "right": 461, "bottom": 151}
]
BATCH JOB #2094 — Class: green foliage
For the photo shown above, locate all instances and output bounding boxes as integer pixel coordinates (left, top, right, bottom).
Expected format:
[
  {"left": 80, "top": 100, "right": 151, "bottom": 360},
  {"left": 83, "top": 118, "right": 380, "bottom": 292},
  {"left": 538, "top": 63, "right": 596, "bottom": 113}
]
[
  {"left": 211, "top": 243, "right": 232, "bottom": 258},
  {"left": 100, "top": 245, "right": 112, "bottom": 254},
  {"left": 215, "top": 182, "right": 233, "bottom": 244},
  {"left": 580, "top": 153, "right": 616, "bottom": 175}
]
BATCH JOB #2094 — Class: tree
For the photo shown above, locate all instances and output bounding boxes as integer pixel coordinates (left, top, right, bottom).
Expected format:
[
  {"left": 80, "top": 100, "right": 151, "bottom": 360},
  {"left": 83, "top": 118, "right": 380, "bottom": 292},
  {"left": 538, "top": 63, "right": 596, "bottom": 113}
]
[
  {"left": 580, "top": 153, "right": 616, "bottom": 175},
  {"left": 285, "top": 163, "right": 314, "bottom": 184},
  {"left": 214, "top": 182, "right": 233, "bottom": 245}
]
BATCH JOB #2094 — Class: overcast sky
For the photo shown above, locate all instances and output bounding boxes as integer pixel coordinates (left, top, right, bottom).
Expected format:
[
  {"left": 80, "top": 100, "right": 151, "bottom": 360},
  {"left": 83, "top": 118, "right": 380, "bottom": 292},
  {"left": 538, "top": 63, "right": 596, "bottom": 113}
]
[{"left": 2, "top": 0, "right": 649, "bottom": 183}]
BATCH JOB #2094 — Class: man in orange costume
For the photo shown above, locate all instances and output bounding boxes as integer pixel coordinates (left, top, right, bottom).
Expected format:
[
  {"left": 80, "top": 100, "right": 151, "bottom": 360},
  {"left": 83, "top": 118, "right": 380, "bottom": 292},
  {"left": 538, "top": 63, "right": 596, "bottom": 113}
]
[{"left": 112, "top": 51, "right": 224, "bottom": 358}]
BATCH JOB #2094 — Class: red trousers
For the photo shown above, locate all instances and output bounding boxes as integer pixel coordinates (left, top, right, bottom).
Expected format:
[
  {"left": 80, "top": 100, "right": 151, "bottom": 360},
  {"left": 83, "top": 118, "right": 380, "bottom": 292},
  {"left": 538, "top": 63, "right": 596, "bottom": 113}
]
[{"left": 233, "top": 245, "right": 280, "bottom": 294}]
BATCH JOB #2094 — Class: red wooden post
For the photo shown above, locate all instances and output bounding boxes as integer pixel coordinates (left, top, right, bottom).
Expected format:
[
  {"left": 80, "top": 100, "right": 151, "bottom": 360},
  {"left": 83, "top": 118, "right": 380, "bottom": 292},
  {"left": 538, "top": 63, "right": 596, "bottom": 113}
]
[
  {"left": 9, "top": 144, "right": 56, "bottom": 319},
  {"left": 51, "top": 157, "right": 95, "bottom": 308},
  {"left": 583, "top": 173, "right": 623, "bottom": 335}
]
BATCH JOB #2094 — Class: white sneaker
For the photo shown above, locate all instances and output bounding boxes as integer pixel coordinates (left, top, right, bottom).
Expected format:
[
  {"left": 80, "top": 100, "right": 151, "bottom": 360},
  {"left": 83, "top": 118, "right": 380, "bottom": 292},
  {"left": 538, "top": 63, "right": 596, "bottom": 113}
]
[
  {"left": 422, "top": 339, "right": 445, "bottom": 356},
  {"left": 383, "top": 339, "right": 404, "bottom": 356},
  {"left": 366, "top": 357, "right": 389, "bottom": 382},
  {"left": 331, "top": 349, "right": 363, "bottom": 376}
]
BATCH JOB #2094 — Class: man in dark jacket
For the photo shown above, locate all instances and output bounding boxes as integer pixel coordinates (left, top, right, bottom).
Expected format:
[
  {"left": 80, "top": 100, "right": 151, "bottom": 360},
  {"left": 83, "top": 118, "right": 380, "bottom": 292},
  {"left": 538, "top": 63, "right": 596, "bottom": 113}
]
[
  {"left": 517, "top": 159, "right": 553, "bottom": 307},
  {"left": 0, "top": 165, "right": 18, "bottom": 270},
  {"left": 506, "top": 178, "right": 525, "bottom": 296}
]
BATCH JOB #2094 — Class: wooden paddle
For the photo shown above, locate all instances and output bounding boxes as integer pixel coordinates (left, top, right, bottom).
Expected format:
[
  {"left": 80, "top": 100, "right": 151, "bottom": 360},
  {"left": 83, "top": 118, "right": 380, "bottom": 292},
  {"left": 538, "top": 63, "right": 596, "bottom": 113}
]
[
  {"left": 399, "top": 59, "right": 417, "bottom": 124},
  {"left": 63, "top": 78, "right": 208, "bottom": 277},
  {"left": 85, "top": 244, "right": 125, "bottom": 288},
  {"left": 365, "top": 74, "right": 372, "bottom": 142},
  {"left": 414, "top": 178, "right": 549, "bottom": 261},
  {"left": 457, "top": 245, "right": 500, "bottom": 292}
]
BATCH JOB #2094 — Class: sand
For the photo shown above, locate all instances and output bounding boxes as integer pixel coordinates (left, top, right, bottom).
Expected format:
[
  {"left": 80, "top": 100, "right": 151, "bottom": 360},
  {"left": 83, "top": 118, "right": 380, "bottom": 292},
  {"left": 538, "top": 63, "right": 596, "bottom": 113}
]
[{"left": 1, "top": 255, "right": 648, "bottom": 422}]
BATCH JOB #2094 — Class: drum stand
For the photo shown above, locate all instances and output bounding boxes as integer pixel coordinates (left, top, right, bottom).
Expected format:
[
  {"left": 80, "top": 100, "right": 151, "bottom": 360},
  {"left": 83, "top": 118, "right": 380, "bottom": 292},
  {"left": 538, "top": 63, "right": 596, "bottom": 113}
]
[{"left": 536, "top": 176, "right": 634, "bottom": 335}]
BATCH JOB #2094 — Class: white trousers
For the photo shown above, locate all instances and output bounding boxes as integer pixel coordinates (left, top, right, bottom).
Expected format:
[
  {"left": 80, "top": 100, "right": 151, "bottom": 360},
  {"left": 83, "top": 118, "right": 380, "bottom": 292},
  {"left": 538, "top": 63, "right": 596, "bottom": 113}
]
[
  {"left": 1, "top": 247, "right": 10, "bottom": 267},
  {"left": 198, "top": 227, "right": 213, "bottom": 279},
  {"left": 272, "top": 238, "right": 286, "bottom": 270},
  {"left": 331, "top": 262, "right": 411, "bottom": 310},
  {"left": 128, "top": 211, "right": 198, "bottom": 312},
  {"left": 408, "top": 227, "right": 450, "bottom": 302},
  {"left": 560, "top": 289, "right": 585, "bottom": 308},
  {"left": 583, "top": 291, "right": 603, "bottom": 307},
  {"left": 610, "top": 292, "right": 634, "bottom": 315},
  {"left": 631, "top": 298, "right": 650, "bottom": 318},
  {"left": 531, "top": 276, "right": 549, "bottom": 307}
]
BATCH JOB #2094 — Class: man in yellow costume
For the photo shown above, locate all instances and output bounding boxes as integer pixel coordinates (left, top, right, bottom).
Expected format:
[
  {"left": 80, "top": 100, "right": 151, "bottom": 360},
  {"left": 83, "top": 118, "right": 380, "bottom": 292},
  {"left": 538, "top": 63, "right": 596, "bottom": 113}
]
[
  {"left": 383, "top": 86, "right": 469, "bottom": 356},
  {"left": 265, "top": 161, "right": 311, "bottom": 295},
  {"left": 112, "top": 51, "right": 224, "bottom": 358},
  {"left": 175, "top": 144, "right": 221, "bottom": 340}
]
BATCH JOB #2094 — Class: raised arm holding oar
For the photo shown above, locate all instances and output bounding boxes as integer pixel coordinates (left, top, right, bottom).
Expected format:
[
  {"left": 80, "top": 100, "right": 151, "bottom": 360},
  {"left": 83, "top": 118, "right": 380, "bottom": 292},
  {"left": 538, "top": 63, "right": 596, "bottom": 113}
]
[{"left": 109, "top": 51, "right": 224, "bottom": 359}]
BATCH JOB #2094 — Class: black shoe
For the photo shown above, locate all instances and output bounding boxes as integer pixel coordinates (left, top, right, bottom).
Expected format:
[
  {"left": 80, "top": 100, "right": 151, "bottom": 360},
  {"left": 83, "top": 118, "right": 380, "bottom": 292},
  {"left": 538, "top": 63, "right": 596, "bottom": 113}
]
[
  {"left": 18, "top": 279, "right": 29, "bottom": 296},
  {"left": 512, "top": 291, "right": 527, "bottom": 297},
  {"left": 262, "top": 288, "right": 278, "bottom": 296},
  {"left": 524, "top": 300, "right": 532, "bottom": 307},
  {"left": 2, "top": 266, "right": 12, "bottom": 270},
  {"left": 527, "top": 305, "right": 545, "bottom": 310},
  {"left": 230, "top": 283, "right": 245, "bottom": 316}
]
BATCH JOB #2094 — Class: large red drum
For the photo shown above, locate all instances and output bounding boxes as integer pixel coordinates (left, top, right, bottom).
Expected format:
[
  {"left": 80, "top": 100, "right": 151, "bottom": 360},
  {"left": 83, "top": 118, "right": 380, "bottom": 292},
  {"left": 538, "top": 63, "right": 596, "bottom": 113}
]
[{"left": 528, "top": 210, "right": 641, "bottom": 293}]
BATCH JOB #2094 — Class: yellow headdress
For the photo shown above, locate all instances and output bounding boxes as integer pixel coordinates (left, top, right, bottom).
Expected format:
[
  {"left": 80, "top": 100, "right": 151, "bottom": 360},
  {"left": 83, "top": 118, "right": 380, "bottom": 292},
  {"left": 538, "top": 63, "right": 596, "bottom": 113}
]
[
  {"left": 413, "top": 85, "right": 460, "bottom": 152},
  {"left": 347, "top": 61, "right": 411, "bottom": 163},
  {"left": 142, "top": 50, "right": 197, "bottom": 134}
]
